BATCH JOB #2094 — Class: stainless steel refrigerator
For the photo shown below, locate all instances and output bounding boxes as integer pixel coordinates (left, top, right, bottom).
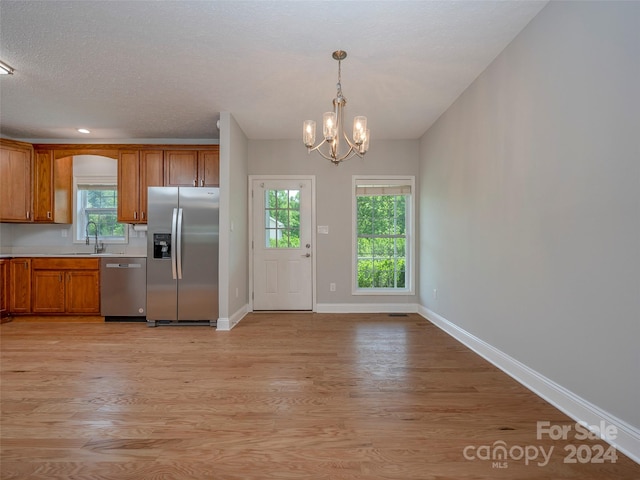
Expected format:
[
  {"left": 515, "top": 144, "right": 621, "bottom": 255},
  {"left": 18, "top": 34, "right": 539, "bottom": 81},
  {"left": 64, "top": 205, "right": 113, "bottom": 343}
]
[{"left": 146, "top": 187, "right": 219, "bottom": 327}]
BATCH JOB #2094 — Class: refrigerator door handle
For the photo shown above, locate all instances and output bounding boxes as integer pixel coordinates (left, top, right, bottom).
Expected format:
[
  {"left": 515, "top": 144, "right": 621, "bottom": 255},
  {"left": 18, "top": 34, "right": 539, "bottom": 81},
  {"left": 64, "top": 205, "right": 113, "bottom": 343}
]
[
  {"left": 176, "top": 207, "right": 184, "bottom": 279},
  {"left": 171, "top": 207, "right": 178, "bottom": 280}
]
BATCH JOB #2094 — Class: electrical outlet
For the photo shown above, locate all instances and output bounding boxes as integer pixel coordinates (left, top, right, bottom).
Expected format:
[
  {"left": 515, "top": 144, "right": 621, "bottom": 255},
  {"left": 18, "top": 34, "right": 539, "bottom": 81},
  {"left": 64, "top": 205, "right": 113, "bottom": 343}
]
[
  {"left": 329, "top": 283, "right": 336, "bottom": 292},
  {"left": 235, "top": 287, "right": 239, "bottom": 298},
  {"left": 433, "top": 289, "right": 438, "bottom": 299},
  {"left": 61, "top": 229, "right": 68, "bottom": 238}
]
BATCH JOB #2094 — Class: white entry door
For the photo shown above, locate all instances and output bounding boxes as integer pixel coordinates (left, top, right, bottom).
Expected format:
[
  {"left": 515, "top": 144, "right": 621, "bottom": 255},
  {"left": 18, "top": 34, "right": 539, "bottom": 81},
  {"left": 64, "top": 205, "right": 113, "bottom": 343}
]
[{"left": 252, "top": 178, "right": 313, "bottom": 310}]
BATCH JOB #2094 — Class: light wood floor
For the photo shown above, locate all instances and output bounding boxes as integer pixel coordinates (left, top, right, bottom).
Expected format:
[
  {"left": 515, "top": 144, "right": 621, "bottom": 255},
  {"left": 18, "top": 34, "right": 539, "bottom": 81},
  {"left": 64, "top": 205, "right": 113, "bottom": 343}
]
[{"left": 1, "top": 313, "right": 638, "bottom": 479}]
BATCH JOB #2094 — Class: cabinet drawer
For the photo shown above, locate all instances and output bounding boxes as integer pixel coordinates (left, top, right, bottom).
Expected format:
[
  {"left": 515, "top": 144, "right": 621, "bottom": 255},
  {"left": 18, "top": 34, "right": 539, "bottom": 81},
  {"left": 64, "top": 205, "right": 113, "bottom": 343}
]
[{"left": 31, "top": 258, "right": 99, "bottom": 270}]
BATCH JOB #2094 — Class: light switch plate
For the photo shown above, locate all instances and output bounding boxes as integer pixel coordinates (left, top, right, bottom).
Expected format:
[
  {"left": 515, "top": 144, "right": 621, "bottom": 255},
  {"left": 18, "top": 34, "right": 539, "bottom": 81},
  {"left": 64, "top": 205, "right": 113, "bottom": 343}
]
[{"left": 317, "top": 225, "right": 329, "bottom": 234}]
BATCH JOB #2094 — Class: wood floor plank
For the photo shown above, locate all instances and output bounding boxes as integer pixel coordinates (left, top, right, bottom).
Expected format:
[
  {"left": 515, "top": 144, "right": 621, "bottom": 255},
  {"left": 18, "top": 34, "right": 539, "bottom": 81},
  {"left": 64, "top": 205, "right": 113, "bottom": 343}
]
[{"left": 1, "top": 313, "right": 638, "bottom": 479}]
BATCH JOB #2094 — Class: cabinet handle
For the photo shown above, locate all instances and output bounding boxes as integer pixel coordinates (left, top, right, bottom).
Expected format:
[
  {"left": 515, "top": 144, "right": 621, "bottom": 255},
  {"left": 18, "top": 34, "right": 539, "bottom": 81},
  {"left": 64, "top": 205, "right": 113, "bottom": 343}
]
[
  {"left": 26, "top": 211, "right": 30, "bottom": 220},
  {"left": 23, "top": 261, "right": 28, "bottom": 269},
  {"left": 134, "top": 211, "right": 138, "bottom": 220},
  {"left": 201, "top": 179, "right": 204, "bottom": 187},
  {"left": 193, "top": 179, "right": 197, "bottom": 187},
  {"left": 59, "top": 274, "right": 62, "bottom": 282},
  {"left": 47, "top": 211, "right": 52, "bottom": 219},
  {"left": 141, "top": 211, "right": 145, "bottom": 220}
]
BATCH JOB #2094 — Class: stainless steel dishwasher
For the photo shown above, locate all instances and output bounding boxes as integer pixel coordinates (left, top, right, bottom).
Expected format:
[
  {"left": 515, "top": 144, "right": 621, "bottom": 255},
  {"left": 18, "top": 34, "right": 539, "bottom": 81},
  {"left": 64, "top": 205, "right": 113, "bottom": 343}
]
[{"left": 100, "top": 257, "right": 147, "bottom": 317}]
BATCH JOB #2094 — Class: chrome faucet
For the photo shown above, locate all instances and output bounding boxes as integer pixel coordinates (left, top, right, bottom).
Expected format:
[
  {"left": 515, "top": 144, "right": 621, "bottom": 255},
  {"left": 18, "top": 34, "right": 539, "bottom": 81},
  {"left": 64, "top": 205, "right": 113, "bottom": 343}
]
[{"left": 85, "top": 221, "right": 105, "bottom": 254}]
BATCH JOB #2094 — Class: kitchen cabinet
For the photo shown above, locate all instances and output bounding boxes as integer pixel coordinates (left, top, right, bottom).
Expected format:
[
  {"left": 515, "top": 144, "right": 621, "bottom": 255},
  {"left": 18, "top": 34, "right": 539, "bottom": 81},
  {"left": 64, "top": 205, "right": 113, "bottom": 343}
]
[
  {"left": 198, "top": 149, "right": 220, "bottom": 187},
  {"left": 118, "top": 150, "right": 163, "bottom": 223},
  {"left": 9, "top": 258, "right": 31, "bottom": 314},
  {"left": 0, "top": 139, "right": 33, "bottom": 222},
  {"left": 31, "top": 258, "right": 100, "bottom": 314},
  {"left": 164, "top": 147, "right": 219, "bottom": 187},
  {"left": 0, "top": 259, "right": 9, "bottom": 319},
  {"left": 141, "top": 150, "right": 164, "bottom": 220},
  {"left": 33, "top": 149, "right": 72, "bottom": 223},
  {"left": 32, "top": 270, "right": 65, "bottom": 313}
]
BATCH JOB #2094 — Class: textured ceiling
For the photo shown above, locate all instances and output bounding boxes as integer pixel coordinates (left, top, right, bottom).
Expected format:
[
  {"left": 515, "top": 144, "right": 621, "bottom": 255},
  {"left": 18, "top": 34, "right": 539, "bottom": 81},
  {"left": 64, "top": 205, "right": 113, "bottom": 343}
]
[{"left": 0, "top": 1, "right": 547, "bottom": 142}]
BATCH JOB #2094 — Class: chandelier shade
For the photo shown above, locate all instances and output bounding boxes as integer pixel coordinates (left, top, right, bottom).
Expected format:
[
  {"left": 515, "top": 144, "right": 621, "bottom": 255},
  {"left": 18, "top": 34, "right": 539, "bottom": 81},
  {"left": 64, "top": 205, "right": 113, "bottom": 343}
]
[{"left": 303, "top": 50, "right": 370, "bottom": 165}]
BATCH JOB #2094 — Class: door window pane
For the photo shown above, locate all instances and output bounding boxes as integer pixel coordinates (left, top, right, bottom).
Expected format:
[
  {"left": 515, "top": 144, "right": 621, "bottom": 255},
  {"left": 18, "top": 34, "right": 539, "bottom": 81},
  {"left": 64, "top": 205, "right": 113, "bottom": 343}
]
[{"left": 264, "top": 189, "right": 300, "bottom": 248}]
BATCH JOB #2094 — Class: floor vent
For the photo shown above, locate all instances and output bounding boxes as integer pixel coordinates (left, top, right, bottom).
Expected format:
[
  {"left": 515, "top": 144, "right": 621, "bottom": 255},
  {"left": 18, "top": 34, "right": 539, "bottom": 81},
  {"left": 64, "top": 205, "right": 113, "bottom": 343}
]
[{"left": 388, "top": 313, "right": 408, "bottom": 317}]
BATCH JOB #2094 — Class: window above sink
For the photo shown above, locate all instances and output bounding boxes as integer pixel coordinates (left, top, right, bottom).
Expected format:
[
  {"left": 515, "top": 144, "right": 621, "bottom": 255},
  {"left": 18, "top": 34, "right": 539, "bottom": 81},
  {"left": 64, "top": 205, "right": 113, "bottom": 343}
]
[{"left": 73, "top": 156, "right": 128, "bottom": 248}]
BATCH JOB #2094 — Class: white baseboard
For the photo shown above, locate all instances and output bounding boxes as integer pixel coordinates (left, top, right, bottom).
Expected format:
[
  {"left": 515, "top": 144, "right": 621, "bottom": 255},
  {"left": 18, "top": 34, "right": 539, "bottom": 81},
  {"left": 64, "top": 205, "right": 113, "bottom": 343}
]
[
  {"left": 418, "top": 305, "right": 640, "bottom": 465},
  {"left": 315, "top": 303, "right": 419, "bottom": 314},
  {"left": 216, "top": 303, "right": 249, "bottom": 331}
]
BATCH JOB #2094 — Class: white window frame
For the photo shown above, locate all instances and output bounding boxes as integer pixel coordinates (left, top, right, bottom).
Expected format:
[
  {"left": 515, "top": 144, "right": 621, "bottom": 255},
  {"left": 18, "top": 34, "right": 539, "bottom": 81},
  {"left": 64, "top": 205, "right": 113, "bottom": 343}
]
[
  {"left": 352, "top": 175, "right": 415, "bottom": 296},
  {"left": 73, "top": 175, "right": 128, "bottom": 245}
]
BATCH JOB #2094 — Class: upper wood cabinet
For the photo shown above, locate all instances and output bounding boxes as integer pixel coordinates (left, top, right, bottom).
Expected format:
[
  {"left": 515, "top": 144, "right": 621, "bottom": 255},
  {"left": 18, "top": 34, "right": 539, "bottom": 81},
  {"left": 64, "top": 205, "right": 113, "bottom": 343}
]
[
  {"left": 0, "top": 139, "right": 33, "bottom": 222},
  {"left": 5, "top": 143, "right": 219, "bottom": 224},
  {"left": 118, "top": 150, "right": 163, "bottom": 223},
  {"left": 199, "top": 149, "right": 220, "bottom": 187},
  {"left": 118, "top": 150, "right": 142, "bottom": 223},
  {"left": 33, "top": 149, "right": 72, "bottom": 223},
  {"left": 164, "top": 147, "right": 219, "bottom": 187},
  {"left": 141, "top": 150, "right": 164, "bottom": 220},
  {"left": 164, "top": 150, "right": 198, "bottom": 187}
]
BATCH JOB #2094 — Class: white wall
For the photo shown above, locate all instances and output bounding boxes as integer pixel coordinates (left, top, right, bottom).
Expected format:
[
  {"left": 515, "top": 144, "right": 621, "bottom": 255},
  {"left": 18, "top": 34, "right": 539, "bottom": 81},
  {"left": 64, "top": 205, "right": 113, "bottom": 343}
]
[
  {"left": 419, "top": 0, "right": 639, "bottom": 433},
  {"left": 248, "top": 139, "right": 420, "bottom": 307},
  {"left": 218, "top": 112, "right": 249, "bottom": 328}
]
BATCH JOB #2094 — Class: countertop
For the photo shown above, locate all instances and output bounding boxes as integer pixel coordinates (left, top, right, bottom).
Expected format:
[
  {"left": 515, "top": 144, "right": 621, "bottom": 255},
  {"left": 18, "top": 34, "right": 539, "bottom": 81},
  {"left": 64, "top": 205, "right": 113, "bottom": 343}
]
[{"left": 0, "top": 253, "right": 147, "bottom": 259}]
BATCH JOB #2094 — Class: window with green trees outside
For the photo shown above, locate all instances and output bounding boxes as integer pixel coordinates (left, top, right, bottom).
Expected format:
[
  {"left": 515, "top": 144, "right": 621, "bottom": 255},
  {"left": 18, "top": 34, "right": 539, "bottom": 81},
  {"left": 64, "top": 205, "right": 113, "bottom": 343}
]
[
  {"left": 75, "top": 182, "right": 128, "bottom": 244},
  {"left": 353, "top": 177, "right": 414, "bottom": 293}
]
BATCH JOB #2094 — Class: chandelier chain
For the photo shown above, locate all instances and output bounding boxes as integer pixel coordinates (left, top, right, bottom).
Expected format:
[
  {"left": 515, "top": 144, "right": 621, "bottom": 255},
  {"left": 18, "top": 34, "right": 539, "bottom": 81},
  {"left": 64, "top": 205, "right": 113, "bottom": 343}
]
[{"left": 337, "top": 58, "right": 342, "bottom": 97}]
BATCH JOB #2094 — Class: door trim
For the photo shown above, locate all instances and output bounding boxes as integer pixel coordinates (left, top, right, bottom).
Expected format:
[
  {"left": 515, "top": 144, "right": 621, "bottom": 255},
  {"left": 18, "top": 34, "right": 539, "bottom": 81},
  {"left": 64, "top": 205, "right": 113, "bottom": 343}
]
[{"left": 248, "top": 175, "right": 316, "bottom": 312}]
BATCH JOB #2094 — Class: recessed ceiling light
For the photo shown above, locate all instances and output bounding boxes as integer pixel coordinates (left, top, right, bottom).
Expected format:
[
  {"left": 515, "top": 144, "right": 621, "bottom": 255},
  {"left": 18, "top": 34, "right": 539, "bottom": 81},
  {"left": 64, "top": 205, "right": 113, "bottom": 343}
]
[
  {"left": 0, "top": 60, "right": 15, "bottom": 75},
  {"left": 77, "top": 128, "right": 91, "bottom": 134}
]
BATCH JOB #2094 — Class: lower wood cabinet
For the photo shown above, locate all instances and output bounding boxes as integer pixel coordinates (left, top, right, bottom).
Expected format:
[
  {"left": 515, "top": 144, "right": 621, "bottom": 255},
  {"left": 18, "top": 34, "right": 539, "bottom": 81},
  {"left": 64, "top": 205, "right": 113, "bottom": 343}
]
[
  {"left": 0, "top": 259, "right": 9, "bottom": 319},
  {"left": 9, "top": 258, "right": 31, "bottom": 314},
  {"left": 31, "top": 258, "right": 100, "bottom": 314}
]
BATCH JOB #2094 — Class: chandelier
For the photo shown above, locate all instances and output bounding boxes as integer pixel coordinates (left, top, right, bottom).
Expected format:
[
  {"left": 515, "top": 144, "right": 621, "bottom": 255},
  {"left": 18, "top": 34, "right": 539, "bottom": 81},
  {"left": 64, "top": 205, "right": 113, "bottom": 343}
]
[{"left": 303, "top": 50, "right": 370, "bottom": 165}]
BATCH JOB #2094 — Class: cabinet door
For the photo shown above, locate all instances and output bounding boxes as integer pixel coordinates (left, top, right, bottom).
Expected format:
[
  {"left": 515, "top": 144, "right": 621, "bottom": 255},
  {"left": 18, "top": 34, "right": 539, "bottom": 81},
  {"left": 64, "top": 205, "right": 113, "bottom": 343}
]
[
  {"left": 53, "top": 156, "right": 73, "bottom": 224},
  {"left": 9, "top": 259, "right": 31, "bottom": 313},
  {"left": 33, "top": 151, "right": 72, "bottom": 224},
  {"left": 66, "top": 270, "right": 100, "bottom": 314},
  {"left": 0, "top": 260, "right": 9, "bottom": 318},
  {"left": 140, "top": 150, "right": 164, "bottom": 222},
  {"left": 33, "top": 150, "right": 54, "bottom": 222},
  {"left": 199, "top": 149, "right": 220, "bottom": 187},
  {"left": 0, "top": 143, "right": 32, "bottom": 222},
  {"left": 32, "top": 270, "right": 65, "bottom": 313},
  {"left": 164, "top": 150, "right": 198, "bottom": 186},
  {"left": 118, "top": 150, "right": 141, "bottom": 223}
]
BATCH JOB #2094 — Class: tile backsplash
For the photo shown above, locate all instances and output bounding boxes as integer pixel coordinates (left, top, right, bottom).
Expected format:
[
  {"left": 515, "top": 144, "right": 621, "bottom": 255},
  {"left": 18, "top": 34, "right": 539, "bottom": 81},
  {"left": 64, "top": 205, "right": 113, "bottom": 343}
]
[{"left": 0, "top": 223, "right": 147, "bottom": 256}]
